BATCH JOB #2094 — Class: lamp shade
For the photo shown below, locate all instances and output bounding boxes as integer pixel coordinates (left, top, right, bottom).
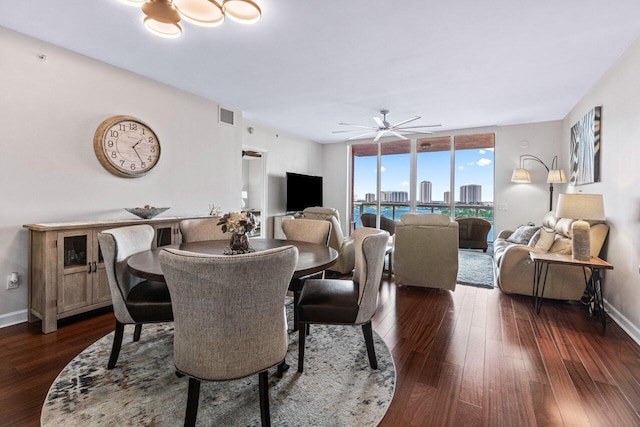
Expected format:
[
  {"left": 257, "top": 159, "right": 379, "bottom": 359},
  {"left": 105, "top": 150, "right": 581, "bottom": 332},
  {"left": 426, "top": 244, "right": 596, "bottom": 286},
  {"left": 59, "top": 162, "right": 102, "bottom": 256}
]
[
  {"left": 222, "top": 0, "right": 261, "bottom": 24},
  {"left": 555, "top": 194, "right": 605, "bottom": 221},
  {"left": 547, "top": 169, "right": 567, "bottom": 184},
  {"left": 241, "top": 191, "right": 248, "bottom": 199},
  {"left": 173, "top": 0, "right": 225, "bottom": 27},
  {"left": 511, "top": 168, "right": 532, "bottom": 183}
]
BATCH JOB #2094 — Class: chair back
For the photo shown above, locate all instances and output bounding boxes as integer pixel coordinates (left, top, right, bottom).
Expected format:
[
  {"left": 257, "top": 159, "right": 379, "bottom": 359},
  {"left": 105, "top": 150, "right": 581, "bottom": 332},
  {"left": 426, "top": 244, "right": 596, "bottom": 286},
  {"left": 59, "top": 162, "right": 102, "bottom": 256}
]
[
  {"left": 159, "top": 246, "right": 298, "bottom": 380},
  {"left": 351, "top": 227, "right": 389, "bottom": 324},
  {"left": 281, "top": 218, "right": 331, "bottom": 246},
  {"left": 360, "top": 213, "right": 396, "bottom": 236},
  {"left": 302, "top": 207, "right": 346, "bottom": 250},
  {"left": 393, "top": 214, "right": 459, "bottom": 291},
  {"left": 98, "top": 225, "right": 154, "bottom": 324},
  {"left": 179, "top": 217, "right": 228, "bottom": 242}
]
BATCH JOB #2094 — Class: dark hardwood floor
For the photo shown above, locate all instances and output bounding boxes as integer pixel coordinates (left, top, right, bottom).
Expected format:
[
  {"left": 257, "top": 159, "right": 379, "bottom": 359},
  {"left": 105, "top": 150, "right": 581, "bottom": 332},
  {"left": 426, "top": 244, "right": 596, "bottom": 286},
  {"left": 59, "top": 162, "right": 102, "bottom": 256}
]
[{"left": 2, "top": 279, "right": 640, "bottom": 426}]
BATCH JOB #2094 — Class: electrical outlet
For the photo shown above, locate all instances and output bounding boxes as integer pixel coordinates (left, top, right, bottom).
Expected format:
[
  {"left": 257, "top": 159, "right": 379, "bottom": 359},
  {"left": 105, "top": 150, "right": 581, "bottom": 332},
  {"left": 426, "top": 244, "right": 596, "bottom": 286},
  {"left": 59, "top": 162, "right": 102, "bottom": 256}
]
[{"left": 6, "top": 274, "right": 19, "bottom": 290}]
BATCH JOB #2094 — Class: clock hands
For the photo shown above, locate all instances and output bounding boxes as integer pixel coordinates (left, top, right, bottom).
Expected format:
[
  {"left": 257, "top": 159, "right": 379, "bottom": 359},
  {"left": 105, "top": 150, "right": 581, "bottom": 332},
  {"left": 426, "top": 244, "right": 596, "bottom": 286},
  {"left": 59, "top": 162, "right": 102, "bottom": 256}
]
[{"left": 132, "top": 139, "right": 144, "bottom": 163}]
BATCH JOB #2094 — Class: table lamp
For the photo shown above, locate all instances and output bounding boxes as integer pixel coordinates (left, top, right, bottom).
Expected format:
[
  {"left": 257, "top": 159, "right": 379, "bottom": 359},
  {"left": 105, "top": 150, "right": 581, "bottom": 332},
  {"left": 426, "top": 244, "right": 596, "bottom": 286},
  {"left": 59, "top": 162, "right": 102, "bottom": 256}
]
[
  {"left": 241, "top": 191, "right": 248, "bottom": 208},
  {"left": 555, "top": 193, "right": 605, "bottom": 260}
]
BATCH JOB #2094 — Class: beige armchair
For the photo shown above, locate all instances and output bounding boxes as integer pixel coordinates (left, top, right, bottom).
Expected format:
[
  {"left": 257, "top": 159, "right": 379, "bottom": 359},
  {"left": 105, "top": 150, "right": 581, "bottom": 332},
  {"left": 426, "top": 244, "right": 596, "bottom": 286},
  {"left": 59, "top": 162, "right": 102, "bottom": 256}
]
[
  {"left": 393, "top": 214, "right": 459, "bottom": 291},
  {"left": 302, "top": 207, "right": 355, "bottom": 274},
  {"left": 494, "top": 211, "right": 609, "bottom": 300}
]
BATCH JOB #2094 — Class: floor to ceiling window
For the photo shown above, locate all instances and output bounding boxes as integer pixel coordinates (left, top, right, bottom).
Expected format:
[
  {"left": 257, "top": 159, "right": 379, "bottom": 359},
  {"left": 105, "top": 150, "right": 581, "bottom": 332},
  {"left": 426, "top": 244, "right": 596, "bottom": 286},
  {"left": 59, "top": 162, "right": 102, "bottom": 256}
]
[{"left": 351, "top": 133, "right": 495, "bottom": 240}]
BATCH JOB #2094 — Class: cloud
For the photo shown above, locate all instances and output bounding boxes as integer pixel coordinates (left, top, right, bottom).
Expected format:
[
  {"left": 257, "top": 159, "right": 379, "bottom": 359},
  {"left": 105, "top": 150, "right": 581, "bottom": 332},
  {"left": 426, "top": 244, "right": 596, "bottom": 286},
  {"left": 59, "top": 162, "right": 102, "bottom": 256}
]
[
  {"left": 486, "top": 148, "right": 494, "bottom": 152},
  {"left": 467, "top": 162, "right": 475, "bottom": 166},
  {"left": 476, "top": 158, "right": 492, "bottom": 167},
  {"left": 458, "top": 166, "right": 464, "bottom": 170},
  {"left": 380, "top": 166, "right": 386, "bottom": 173},
  {"left": 479, "top": 149, "right": 486, "bottom": 154},
  {"left": 401, "top": 181, "right": 409, "bottom": 187}
]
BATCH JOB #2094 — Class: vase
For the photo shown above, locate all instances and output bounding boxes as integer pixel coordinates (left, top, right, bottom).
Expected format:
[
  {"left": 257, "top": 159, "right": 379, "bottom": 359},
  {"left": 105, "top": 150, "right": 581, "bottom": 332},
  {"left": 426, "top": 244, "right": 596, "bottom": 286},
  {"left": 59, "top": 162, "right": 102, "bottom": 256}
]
[{"left": 229, "top": 232, "right": 250, "bottom": 252}]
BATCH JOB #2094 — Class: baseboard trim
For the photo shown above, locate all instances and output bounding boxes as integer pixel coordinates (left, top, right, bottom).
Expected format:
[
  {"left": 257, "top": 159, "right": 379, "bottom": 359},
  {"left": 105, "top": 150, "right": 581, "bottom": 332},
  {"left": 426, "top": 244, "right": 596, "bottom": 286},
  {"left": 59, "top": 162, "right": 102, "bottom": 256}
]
[
  {"left": 605, "top": 299, "right": 640, "bottom": 346},
  {"left": 0, "top": 309, "right": 28, "bottom": 329}
]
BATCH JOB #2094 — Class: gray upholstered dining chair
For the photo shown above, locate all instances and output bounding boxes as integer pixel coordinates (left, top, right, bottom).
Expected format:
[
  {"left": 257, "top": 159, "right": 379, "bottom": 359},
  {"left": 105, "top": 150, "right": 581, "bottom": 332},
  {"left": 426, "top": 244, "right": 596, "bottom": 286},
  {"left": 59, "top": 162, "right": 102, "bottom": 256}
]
[
  {"left": 281, "top": 218, "right": 332, "bottom": 331},
  {"left": 98, "top": 225, "right": 174, "bottom": 369},
  {"left": 296, "top": 227, "right": 389, "bottom": 373},
  {"left": 179, "top": 217, "right": 228, "bottom": 242},
  {"left": 159, "top": 245, "right": 298, "bottom": 427}
]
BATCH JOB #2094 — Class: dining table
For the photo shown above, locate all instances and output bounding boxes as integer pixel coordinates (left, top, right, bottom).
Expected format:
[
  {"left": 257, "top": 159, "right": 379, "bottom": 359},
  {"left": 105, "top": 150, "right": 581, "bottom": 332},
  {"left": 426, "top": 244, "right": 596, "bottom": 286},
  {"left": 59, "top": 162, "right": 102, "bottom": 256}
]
[{"left": 127, "top": 238, "right": 338, "bottom": 282}]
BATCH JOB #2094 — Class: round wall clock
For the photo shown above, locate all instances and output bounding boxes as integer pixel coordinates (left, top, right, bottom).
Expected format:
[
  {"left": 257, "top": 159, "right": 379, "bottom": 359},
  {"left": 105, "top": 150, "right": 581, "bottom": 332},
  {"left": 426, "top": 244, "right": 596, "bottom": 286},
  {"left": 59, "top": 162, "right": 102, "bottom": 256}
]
[{"left": 93, "top": 115, "right": 161, "bottom": 178}]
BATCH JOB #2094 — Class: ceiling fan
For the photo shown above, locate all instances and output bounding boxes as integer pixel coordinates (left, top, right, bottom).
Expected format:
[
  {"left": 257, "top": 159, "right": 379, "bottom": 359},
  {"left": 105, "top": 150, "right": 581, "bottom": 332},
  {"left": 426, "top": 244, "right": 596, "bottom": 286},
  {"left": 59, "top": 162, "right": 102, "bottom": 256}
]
[{"left": 333, "top": 110, "right": 441, "bottom": 142}]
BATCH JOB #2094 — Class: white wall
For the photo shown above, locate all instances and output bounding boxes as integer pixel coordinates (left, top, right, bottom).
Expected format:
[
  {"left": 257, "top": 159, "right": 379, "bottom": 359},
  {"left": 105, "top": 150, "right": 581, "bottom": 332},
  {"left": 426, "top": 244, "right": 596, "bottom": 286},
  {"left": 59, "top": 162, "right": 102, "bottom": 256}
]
[
  {"left": 562, "top": 36, "right": 640, "bottom": 340},
  {"left": 241, "top": 120, "right": 324, "bottom": 238},
  {"left": 0, "top": 27, "right": 323, "bottom": 326}
]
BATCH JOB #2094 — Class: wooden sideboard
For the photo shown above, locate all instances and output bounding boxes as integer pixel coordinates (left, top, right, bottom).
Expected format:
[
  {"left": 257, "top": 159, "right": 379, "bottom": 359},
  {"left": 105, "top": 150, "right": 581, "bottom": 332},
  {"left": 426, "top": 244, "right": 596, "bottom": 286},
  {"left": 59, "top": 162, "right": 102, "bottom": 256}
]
[{"left": 23, "top": 216, "right": 206, "bottom": 333}]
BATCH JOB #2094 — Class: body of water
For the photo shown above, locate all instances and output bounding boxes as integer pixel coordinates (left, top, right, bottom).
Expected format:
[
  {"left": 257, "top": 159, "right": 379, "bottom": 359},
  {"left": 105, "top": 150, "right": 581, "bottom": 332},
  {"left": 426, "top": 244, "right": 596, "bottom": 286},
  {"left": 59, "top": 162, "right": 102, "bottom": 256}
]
[{"left": 353, "top": 204, "right": 494, "bottom": 242}]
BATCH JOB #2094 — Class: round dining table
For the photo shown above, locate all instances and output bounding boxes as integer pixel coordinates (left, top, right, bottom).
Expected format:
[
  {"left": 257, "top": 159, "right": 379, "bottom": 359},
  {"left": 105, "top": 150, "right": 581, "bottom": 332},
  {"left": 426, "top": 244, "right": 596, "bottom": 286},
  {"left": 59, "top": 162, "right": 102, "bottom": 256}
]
[{"left": 127, "top": 238, "right": 338, "bottom": 282}]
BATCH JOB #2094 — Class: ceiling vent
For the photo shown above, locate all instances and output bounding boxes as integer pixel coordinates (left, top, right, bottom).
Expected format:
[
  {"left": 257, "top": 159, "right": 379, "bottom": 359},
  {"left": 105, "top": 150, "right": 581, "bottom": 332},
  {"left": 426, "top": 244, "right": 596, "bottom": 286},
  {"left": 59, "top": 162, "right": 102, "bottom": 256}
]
[{"left": 219, "top": 106, "right": 235, "bottom": 127}]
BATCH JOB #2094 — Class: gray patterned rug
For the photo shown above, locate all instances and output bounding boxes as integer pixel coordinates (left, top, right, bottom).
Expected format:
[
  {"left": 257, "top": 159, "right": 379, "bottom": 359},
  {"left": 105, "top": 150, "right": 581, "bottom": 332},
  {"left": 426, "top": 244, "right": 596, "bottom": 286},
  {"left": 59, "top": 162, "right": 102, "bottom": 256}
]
[
  {"left": 42, "top": 303, "right": 395, "bottom": 426},
  {"left": 457, "top": 249, "right": 495, "bottom": 288}
]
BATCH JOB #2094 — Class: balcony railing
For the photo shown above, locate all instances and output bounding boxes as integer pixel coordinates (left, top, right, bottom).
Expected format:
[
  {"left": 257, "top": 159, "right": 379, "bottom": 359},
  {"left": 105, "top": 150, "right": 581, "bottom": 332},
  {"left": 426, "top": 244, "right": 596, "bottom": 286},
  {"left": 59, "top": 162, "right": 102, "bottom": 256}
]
[{"left": 352, "top": 201, "right": 495, "bottom": 241}]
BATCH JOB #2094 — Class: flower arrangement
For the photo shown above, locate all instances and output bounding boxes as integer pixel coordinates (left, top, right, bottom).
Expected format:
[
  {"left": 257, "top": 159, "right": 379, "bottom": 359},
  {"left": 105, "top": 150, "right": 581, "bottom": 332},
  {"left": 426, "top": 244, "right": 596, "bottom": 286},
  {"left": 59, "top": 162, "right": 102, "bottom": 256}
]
[{"left": 217, "top": 211, "right": 256, "bottom": 235}]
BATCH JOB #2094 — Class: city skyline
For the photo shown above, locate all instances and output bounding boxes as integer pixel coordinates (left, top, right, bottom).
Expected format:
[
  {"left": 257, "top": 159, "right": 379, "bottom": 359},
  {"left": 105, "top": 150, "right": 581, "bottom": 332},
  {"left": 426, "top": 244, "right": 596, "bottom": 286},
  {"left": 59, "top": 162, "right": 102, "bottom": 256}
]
[{"left": 354, "top": 147, "right": 494, "bottom": 202}]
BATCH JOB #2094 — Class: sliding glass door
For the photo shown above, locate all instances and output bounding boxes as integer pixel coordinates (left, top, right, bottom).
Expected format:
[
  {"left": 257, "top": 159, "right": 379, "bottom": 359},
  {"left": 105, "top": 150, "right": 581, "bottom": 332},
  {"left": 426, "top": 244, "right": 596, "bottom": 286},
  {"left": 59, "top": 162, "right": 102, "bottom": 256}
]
[{"left": 351, "top": 133, "right": 495, "bottom": 240}]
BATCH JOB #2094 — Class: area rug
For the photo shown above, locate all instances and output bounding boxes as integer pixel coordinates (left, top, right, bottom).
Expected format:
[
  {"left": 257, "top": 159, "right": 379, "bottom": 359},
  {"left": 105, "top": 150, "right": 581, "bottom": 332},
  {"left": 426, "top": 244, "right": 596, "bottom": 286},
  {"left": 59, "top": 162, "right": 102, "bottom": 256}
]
[
  {"left": 457, "top": 249, "right": 495, "bottom": 288},
  {"left": 42, "top": 303, "right": 396, "bottom": 426}
]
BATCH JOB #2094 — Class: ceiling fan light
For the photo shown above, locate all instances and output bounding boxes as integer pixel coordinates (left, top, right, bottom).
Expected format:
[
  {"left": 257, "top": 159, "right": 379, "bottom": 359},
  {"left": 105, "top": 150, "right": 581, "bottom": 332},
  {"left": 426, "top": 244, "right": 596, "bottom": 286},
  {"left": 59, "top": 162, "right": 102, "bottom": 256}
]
[
  {"left": 222, "top": 0, "right": 261, "bottom": 24},
  {"left": 143, "top": 16, "right": 183, "bottom": 38},
  {"left": 174, "top": 0, "right": 225, "bottom": 27}
]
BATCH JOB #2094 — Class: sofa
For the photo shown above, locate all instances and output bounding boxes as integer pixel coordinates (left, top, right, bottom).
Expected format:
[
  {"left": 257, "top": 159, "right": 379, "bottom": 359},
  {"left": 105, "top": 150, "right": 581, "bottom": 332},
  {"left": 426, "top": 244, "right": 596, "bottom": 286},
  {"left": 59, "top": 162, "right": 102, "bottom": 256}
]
[
  {"left": 455, "top": 217, "right": 491, "bottom": 252},
  {"left": 393, "top": 214, "right": 459, "bottom": 291},
  {"left": 494, "top": 211, "right": 609, "bottom": 300},
  {"left": 301, "top": 207, "right": 355, "bottom": 274}
]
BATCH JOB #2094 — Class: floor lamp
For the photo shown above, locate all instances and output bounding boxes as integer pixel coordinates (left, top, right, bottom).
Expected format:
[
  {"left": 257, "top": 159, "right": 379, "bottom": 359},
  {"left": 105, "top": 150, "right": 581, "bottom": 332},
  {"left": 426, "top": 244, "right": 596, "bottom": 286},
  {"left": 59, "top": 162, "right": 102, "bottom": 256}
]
[{"left": 511, "top": 155, "right": 567, "bottom": 211}]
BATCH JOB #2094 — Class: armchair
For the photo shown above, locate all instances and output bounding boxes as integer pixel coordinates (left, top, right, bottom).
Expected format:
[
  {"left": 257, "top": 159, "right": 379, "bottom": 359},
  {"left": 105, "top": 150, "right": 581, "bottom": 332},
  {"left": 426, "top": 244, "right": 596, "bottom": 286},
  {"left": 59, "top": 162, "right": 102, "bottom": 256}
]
[
  {"left": 455, "top": 217, "right": 491, "bottom": 252},
  {"left": 393, "top": 214, "right": 459, "bottom": 291},
  {"left": 302, "top": 207, "right": 355, "bottom": 274}
]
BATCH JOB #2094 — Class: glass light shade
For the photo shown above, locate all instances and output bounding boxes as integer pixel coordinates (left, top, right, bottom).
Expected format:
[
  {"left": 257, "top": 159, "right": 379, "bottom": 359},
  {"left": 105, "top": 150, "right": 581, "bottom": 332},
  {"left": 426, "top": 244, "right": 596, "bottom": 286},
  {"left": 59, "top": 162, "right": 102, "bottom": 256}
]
[
  {"left": 511, "top": 168, "right": 532, "bottom": 183},
  {"left": 118, "top": 0, "right": 145, "bottom": 6},
  {"left": 241, "top": 191, "right": 248, "bottom": 199},
  {"left": 222, "top": 0, "right": 261, "bottom": 24},
  {"left": 143, "top": 17, "right": 183, "bottom": 38},
  {"left": 547, "top": 169, "right": 567, "bottom": 184},
  {"left": 555, "top": 194, "right": 605, "bottom": 221},
  {"left": 174, "top": 0, "right": 225, "bottom": 27}
]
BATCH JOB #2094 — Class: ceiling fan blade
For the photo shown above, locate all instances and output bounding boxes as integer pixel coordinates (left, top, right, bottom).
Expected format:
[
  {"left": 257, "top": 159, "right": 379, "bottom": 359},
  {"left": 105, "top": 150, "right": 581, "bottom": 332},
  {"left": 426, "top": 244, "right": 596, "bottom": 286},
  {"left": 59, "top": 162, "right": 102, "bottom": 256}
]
[
  {"left": 373, "top": 131, "right": 387, "bottom": 142},
  {"left": 338, "top": 123, "right": 378, "bottom": 129},
  {"left": 346, "top": 131, "right": 378, "bottom": 141},
  {"left": 391, "top": 116, "right": 421, "bottom": 128},
  {"left": 395, "top": 124, "right": 442, "bottom": 130},
  {"left": 372, "top": 117, "right": 385, "bottom": 128},
  {"left": 332, "top": 129, "right": 368, "bottom": 134},
  {"left": 396, "top": 130, "right": 434, "bottom": 135},
  {"left": 389, "top": 131, "right": 409, "bottom": 140}
]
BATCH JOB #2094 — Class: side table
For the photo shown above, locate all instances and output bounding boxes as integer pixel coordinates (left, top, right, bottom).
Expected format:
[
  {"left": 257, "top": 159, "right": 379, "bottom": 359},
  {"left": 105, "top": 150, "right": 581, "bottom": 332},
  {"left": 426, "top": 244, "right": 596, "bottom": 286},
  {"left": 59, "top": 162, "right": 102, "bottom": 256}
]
[{"left": 529, "top": 252, "right": 613, "bottom": 328}]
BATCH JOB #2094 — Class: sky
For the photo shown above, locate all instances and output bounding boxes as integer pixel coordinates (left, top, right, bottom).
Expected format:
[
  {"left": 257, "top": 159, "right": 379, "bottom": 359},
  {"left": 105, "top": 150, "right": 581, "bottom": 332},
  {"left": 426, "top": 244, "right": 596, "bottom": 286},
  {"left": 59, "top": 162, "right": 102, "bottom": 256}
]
[{"left": 354, "top": 147, "right": 494, "bottom": 202}]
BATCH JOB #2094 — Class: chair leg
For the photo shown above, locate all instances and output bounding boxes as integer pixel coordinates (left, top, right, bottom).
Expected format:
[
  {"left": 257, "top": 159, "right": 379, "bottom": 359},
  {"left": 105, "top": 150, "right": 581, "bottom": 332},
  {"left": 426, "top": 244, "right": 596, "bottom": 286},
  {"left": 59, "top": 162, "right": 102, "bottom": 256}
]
[
  {"left": 185, "top": 378, "right": 201, "bottom": 427},
  {"left": 362, "top": 321, "right": 378, "bottom": 370},
  {"left": 107, "top": 321, "right": 125, "bottom": 370},
  {"left": 298, "top": 322, "right": 307, "bottom": 373},
  {"left": 259, "top": 370, "right": 271, "bottom": 427},
  {"left": 133, "top": 324, "right": 142, "bottom": 342},
  {"left": 293, "top": 290, "right": 300, "bottom": 332}
]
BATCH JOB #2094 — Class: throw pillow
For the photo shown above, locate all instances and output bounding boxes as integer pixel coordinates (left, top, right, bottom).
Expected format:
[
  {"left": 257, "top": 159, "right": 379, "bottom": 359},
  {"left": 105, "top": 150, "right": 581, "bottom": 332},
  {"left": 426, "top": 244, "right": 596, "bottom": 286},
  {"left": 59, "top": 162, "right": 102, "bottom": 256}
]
[
  {"left": 533, "top": 227, "right": 555, "bottom": 253},
  {"left": 506, "top": 225, "right": 539, "bottom": 245}
]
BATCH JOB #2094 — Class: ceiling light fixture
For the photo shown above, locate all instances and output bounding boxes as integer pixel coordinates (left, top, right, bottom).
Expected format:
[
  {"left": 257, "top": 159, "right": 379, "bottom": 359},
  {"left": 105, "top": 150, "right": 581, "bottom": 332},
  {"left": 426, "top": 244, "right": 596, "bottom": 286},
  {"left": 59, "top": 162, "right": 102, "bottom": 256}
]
[{"left": 122, "top": 0, "right": 261, "bottom": 39}]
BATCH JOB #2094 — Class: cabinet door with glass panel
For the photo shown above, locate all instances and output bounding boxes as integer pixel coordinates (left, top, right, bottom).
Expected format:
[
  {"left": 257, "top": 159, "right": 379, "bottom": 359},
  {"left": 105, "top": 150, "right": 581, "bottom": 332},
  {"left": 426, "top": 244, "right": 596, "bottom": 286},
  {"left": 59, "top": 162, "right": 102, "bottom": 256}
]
[{"left": 57, "top": 229, "right": 110, "bottom": 314}]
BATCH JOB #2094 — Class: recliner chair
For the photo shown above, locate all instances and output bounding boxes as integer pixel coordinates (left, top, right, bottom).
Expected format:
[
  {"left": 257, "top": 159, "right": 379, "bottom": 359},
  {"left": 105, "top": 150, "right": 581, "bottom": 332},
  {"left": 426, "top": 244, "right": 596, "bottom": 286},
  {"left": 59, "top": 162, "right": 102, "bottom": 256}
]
[{"left": 302, "top": 207, "right": 355, "bottom": 274}]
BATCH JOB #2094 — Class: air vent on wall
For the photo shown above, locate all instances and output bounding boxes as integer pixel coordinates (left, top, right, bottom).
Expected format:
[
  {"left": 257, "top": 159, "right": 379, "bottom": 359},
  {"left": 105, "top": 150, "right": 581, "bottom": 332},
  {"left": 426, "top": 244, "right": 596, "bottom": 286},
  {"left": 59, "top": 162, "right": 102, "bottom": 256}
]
[{"left": 219, "top": 106, "right": 235, "bottom": 127}]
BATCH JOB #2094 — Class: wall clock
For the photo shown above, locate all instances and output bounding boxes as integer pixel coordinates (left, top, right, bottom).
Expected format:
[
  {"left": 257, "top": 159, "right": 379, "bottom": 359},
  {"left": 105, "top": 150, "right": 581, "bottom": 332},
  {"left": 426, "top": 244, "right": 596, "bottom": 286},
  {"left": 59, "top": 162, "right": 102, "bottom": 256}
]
[{"left": 93, "top": 115, "right": 161, "bottom": 178}]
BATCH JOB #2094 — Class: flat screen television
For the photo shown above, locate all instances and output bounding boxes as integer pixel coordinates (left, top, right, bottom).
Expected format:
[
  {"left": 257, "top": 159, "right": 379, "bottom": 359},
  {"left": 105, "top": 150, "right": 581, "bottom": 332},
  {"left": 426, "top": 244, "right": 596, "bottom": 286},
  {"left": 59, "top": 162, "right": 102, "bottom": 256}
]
[{"left": 286, "top": 172, "right": 323, "bottom": 212}]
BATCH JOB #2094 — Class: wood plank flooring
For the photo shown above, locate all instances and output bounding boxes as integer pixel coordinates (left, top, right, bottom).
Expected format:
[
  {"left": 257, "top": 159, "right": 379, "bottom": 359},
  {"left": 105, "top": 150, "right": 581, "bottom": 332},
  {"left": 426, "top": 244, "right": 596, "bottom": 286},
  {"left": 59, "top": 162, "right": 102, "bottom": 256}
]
[{"left": 2, "top": 279, "right": 640, "bottom": 426}]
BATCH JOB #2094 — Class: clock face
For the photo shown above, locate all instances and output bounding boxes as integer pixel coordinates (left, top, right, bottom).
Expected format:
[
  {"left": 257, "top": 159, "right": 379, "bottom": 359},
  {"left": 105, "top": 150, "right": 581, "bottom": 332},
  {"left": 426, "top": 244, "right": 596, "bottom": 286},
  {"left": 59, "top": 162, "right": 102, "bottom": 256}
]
[{"left": 93, "top": 116, "right": 161, "bottom": 178}]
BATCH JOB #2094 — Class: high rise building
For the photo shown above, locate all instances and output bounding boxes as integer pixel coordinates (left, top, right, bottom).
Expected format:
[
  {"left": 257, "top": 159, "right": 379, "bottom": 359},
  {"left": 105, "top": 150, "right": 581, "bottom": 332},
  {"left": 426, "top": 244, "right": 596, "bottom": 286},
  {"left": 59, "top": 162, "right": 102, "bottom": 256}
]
[
  {"left": 460, "top": 184, "right": 482, "bottom": 204},
  {"left": 419, "top": 181, "right": 432, "bottom": 203},
  {"left": 365, "top": 193, "right": 376, "bottom": 202},
  {"left": 444, "top": 191, "right": 450, "bottom": 204},
  {"left": 380, "top": 191, "right": 408, "bottom": 203}
]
